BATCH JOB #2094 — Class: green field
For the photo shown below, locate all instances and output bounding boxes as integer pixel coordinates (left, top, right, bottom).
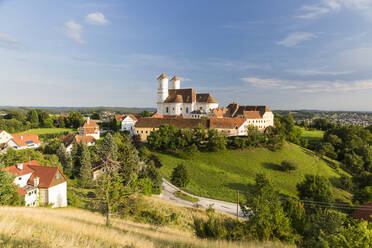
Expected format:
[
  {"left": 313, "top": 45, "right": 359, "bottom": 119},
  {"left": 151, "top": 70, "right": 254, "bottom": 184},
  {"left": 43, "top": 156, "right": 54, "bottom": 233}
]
[
  {"left": 21, "top": 128, "right": 75, "bottom": 135},
  {"left": 300, "top": 128, "right": 325, "bottom": 143},
  {"left": 157, "top": 143, "right": 351, "bottom": 203}
]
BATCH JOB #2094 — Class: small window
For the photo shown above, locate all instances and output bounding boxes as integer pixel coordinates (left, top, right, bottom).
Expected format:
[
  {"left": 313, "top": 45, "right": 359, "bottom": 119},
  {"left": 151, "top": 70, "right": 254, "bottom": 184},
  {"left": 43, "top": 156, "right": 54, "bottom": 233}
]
[
  {"left": 146, "top": 131, "right": 148, "bottom": 134},
  {"left": 186, "top": 107, "right": 189, "bottom": 113},
  {"left": 56, "top": 173, "right": 61, "bottom": 179},
  {"left": 141, "top": 130, "right": 143, "bottom": 134},
  {"left": 18, "top": 177, "right": 22, "bottom": 180},
  {"left": 200, "top": 107, "right": 202, "bottom": 110},
  {"left": 180, "top": 108, "right": 182, "bottom": 111},
  {"left": 166, "top": 107, "right": 169, "bottom": 113}
]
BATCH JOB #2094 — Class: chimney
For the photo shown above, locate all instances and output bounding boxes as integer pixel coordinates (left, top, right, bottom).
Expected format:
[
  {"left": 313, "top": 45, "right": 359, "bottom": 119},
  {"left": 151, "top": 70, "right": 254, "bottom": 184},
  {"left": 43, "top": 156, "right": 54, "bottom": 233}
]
[
  {"left": 21, "top": 135, "right": 23, "bottom": 140},
  {"left": 17, "top": 163, "right": 23, "bottom": 170},
  {"left": 34, "top": 177, "right": 39, "bottom": 187}
]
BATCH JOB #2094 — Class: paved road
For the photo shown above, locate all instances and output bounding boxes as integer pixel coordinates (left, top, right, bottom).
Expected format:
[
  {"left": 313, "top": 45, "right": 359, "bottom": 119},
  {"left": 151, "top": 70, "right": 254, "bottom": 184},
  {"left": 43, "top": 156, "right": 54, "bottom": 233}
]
[{"left": 157, "top": 178, "right": 245, "bottom": 218}]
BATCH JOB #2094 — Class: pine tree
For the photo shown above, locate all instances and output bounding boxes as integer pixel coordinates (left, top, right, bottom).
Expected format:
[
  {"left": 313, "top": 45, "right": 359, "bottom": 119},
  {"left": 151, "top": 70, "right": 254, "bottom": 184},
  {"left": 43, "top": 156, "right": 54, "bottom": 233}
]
[
  {"left": 71, "top": 141, "right": 83, "bottom": 177},
  {"left": 28, "top": 109, "right": 39, "bottom": 128},
  {"left": 79, "top": 144, "right": 92, "bottom": 187},
  {"left": 96, "top": 133, "right": 117, "bottom": 161},
  {"left": 56, "top": 143, "right": 72, "bottom": 177}
]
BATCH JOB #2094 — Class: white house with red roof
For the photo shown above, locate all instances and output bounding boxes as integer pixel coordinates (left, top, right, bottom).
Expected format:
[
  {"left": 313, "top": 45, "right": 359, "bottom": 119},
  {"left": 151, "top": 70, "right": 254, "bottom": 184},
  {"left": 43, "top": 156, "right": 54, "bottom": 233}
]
[
  {"left": 0, "top": 130, "right": 12, "bottom": 145},
  {"left": 79, "top": 118, "right": 100, "bottom": 139},
  {"left": 61, "top": 134, "right": 96, "bottom": 154},
  {"left": 7, "top": 134, "right": 41, "bottom": 150},
  {"left": 115, "top": 114, "right": 138, "bottom": 136},
  {"left": 2, "top": 161, "right": 68, "bottom": 208}
]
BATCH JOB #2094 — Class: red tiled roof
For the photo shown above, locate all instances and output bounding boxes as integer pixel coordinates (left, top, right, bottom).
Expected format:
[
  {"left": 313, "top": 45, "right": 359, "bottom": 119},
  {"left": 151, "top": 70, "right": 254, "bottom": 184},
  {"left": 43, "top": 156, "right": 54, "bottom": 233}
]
[
  {"left": 75, "top": 135, "right": 95, "bottom": 144},
  {"left": 209, "top": 118, "right": 247, "bottom": 129},
  {"left": 1, "top": 162, "right": 35, "bottom": 176},
  {"left": 165, "top": 89, "right": 196, "bottom": 103},
  {"left": 352, "top": 202, "right": 372, "bottom": 222},
  {"left": 26, "top": 162, "right": 66, "bottom": 188},
  {"left": 83, "top": 127, "right": 98, "bottom": 134},
  {"left": 115, "top": 114, "right": 138, "bottom": 122},
  {"left": 11, "top": 134, "right": 40, "bottom": 148},
  {"left": 196, "top": 93, "right": 218, "bottom": 103},
  {"left": 243, "top": 111, "right": 262, "bottom": 119},
  {"left": 135, "top": 118, "right": 208, "bottom": 129},
  {"left": 83, "top": 119, "right": 99, "bottom": 128}
]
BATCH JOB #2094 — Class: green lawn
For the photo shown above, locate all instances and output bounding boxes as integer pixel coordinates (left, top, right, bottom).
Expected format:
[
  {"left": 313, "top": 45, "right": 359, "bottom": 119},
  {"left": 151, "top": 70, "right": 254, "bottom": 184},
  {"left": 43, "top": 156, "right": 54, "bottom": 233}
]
[
  {"left": 157, "top": 143, "right": 351, "bottom": 203},
  {"left": 300, "top": 128, "right": 324, "bottom": 143},
  {"left": 21, "top": 128, "right": 75, "bottom": 135}
]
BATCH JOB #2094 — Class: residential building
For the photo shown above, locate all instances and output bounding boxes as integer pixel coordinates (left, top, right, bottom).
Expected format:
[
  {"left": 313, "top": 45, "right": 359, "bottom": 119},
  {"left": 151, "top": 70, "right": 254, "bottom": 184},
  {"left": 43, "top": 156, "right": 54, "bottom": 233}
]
[
  {"left": 0, "top": 130, "right": 12, "bottom": 144},
  {"left": 79, "top": 118, "right": 100, "bottom": 139},
  {"left": 352, "top": 202, "right": 372, "bottom": 222},
  {"left": 2, "top": 160, "right": 67, "bottom": 207},
  {"left": 156, "top": 74, "right": 219, "bottom": 117},
  {"left": 115, "top": 114, "right": 138, "bottom": 136},
  {"left": 61, "top": 134, "right": 96, "bottom": 154},
  {"left": 7, "top": 134, "right": 41, "bottom": 150}
]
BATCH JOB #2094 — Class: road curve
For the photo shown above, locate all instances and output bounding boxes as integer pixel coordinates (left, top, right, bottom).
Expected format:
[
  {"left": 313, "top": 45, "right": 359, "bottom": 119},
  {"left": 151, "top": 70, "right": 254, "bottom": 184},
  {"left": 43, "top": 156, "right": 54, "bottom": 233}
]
[{"left": 156, "top": 178, "right": 245, "bottom": 218}]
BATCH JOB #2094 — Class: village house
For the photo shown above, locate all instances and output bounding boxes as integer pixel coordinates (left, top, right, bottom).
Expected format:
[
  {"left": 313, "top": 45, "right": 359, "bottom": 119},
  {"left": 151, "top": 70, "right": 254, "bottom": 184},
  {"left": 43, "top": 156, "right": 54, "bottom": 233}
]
[
  {"left": 2, "top": 160, "right": 68, "bottom": 208},
  {"left": 115, "top": 114, "right": 138, "bottom": 136},
  {"left": 79, "top": 118, "right": 100, "bottom": 139},
  {"left": 61, "top": 134, "right": 96, "bottom": 154},
  {"left": 156, "top": 74, "right": 219, "bottom": 117},
  {"left": 0, "top": 130, "right": 12, "bottom": 144},
  {"left": 7, "top": 134, "right": 41, "bottom": 150},
  {"left": 211, "top": 103, "right": 274, "bottom": 130}
]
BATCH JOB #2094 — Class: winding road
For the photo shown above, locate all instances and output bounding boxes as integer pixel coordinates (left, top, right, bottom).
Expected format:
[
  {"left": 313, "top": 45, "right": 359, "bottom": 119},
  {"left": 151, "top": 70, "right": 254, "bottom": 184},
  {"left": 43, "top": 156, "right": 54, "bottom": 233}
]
[{"left": 157, "top": 178, "right": 245, "bottom": 218}]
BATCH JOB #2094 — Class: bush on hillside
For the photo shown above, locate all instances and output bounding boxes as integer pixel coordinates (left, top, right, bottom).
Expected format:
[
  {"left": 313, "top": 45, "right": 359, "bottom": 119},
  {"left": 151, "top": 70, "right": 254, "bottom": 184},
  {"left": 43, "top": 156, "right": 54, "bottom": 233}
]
[
  {"left": 171, "top": 164, "right": 190, "bottom": 188},
  {"left": 279, "top": 160, "right": 297, "bottom": 172}
]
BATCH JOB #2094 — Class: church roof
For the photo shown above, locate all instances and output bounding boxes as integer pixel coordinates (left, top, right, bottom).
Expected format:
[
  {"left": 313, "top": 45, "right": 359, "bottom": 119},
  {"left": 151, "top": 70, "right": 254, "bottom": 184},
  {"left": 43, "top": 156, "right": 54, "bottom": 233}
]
[
  {"left": 157, "top": 73, "right": 168, "bottom": 80},
  {"left": 171, "top": 76, "right": 180, "bottom": 81},
  {"left": 196, "top": 93, "right": 218, "bottom": 103},
  {"left": 165, "top": 89, "right": 196, "bottom": 103}
]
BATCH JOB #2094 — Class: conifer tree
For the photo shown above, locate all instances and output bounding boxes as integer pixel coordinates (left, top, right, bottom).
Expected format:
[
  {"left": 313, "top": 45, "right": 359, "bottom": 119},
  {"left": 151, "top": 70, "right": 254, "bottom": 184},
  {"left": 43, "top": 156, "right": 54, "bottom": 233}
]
[
  {"left": 79, "top": 144, "right": 92, "bottom": 187},
  {"left": 96, "top": 133, "right": 117, "bottom": 161},
  {"left": 56, "top": 143, "right": 72, "bottom": 177}
]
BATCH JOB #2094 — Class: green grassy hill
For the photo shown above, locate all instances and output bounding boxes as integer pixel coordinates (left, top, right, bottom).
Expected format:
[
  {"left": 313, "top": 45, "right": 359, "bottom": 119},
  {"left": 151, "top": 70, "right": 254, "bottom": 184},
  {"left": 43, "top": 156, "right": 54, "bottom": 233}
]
[
  {"left": 157, "top": 143, "right": 351, "bottom": 203},
  {"left": 300, "top": 128, "right": 324, "bottom": 146}
]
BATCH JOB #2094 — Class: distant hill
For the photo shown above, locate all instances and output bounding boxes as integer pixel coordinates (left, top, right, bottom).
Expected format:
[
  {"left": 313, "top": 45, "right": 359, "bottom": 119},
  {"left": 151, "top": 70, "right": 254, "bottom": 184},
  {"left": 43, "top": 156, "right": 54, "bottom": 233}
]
[
  {"left": 157, "top": 143, "right": 352, "bottom": 203},
  {"left": 0, "top": 106, "right": 156, "bottom": 115}
]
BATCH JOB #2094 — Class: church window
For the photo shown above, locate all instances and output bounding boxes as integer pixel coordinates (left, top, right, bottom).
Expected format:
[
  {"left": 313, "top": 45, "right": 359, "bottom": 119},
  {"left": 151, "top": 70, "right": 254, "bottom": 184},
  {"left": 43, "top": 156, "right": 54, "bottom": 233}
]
[
  {"left": 200, "top": 107, "right": 202, "bottom": 110},
  {"left": 186, "top": 107, "right": 189, "bottom": 113},
  {"left": 166, "top": 107, "right": 169, "bottom": 113}
]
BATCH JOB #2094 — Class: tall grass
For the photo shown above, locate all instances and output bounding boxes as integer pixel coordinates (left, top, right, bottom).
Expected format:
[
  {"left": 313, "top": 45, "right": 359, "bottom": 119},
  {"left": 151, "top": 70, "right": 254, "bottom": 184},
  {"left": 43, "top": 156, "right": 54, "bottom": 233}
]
[{"left": 0, "top": 206, "right": 292, "bottom": 248}]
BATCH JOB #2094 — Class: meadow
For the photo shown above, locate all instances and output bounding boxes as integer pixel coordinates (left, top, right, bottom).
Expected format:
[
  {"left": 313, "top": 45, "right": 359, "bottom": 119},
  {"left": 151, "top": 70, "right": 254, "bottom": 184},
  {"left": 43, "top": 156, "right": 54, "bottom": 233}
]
[
  {"left": 0, "top": 205, "right": 293, "bottom": 248},
  {"left": 21, "top": 128, "right": 76, "bottom": 135},
  {"left": 157, "top": 143, "right": 351, "bottom": 203},
  {"left": 300, "top": 128, "right": 325, "bottom": 144}
]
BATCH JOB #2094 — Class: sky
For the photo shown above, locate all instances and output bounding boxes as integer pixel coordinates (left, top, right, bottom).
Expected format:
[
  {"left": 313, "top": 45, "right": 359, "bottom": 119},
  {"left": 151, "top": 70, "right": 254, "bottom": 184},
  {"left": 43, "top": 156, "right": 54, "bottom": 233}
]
[{"left": 1, "top": 0, "right": 372, "bottom": 111}]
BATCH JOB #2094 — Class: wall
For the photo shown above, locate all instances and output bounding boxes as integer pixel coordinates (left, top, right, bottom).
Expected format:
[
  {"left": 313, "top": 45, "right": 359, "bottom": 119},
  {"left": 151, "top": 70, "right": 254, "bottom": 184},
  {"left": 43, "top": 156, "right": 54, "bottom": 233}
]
[
  {"left": 47, "top": 182, "right": 67, "bottom": 208},
  {"left": 24, "top": 188, "right": 39, "bottom": 207},
  {"left": 135, "top": 127, "right": 158, "bottom": 141},
  {"left": 14, "top": 173, "right": 33, "bottom": 188}
]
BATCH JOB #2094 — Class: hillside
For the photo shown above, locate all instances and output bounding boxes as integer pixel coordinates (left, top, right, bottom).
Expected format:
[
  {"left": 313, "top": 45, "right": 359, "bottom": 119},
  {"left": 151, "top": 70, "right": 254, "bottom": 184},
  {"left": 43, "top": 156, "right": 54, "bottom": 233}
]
[
  {"left": 157, "top": 143, "right": 351, "bottom": 203},
  {"left": 0, "top": 205, "right": 292, "bottom": 248}
]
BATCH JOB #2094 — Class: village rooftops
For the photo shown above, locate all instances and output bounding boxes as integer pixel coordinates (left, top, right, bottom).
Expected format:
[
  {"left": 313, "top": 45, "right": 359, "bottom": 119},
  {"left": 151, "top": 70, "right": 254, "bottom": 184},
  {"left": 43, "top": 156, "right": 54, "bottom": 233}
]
[
  {"left": 164, "top": 88, "right": 218, "bottom": 104},
  {"left": 115, "top": 114, "right": 138, "bottom": 122},
  {"left": 135, "top": 118, "right": 208, "bottom": 129},
  {"left": 10, "top": 134, "right": 40, "bottom": 147}
]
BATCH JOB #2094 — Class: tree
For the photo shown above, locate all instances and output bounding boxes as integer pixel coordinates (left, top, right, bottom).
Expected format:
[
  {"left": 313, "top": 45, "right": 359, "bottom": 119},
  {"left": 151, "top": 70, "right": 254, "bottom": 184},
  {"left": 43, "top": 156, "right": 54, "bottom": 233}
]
[
  {"left": 79, "top": 144, "right": 92, "bottom": 187},
  {"left": 96, "top": 133, "right": 117, "bottom": 161},
  {"left": 91, "top": 112, "right": 101, "bottom": 120},
  {"left": 67, "top": 112, "right": 85, "bottom": 128},
  {"left": 207, "top": 129, "right": 227, "bottom": 152},
  {"left": 242, "top": 174, "right": 296, "bottom": 243},
  {"left": 0, "top": 170, "right": 21, "bottom": 206},
  {"left": 282, "top": 198, "right": 307, "bottom": 236},
  {"left": 171, "top": 164, "right": 190, "bottom": 188},
  {"left": 297, "top": 175, "right": 334, "bottom": 211},
  {"left": 56, "top": 143, "right": 72, "bottom": 177},
  {"left": 280, "top": 160, "right": 297, "bottom": 172},
  {"left": 28, "top": 109, "right": 39, "bottom": 128},
  {"left": 71, "top": 142, "right": 83, "bottom": 177},
  {"left": 140, "top": 110, "right": 152, "bottom": 117},
  {"left": 353, "top": 186, "right": 372, "bottom": 205}
]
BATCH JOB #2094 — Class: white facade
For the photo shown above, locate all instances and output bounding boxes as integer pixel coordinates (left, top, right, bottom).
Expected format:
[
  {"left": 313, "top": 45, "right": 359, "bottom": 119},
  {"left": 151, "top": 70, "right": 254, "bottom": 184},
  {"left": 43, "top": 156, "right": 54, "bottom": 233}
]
[
  {"left": 156, "top": 74, "right": 219, "bottom": 118},
  {"left": 47, "top": 181, "right": 68, "bottom": 208},
  {"left": 12, "top": 169, "right": 39, "bottom": 207},
  {"left": 120, "top": 116, "right": 137, "bottom": 136},
  {"left": 0, "top": 130, "right": 12, "bottom": 144},
  {"left": 7, "top": 139, "right": 40, "bottom": 150}
]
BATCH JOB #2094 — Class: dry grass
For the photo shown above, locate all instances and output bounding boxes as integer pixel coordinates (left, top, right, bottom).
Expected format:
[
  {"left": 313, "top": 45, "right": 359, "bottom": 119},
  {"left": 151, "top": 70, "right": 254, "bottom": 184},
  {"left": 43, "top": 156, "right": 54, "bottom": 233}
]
[{"left": 0, "top": 206, "right": 293, "bottom": 248}]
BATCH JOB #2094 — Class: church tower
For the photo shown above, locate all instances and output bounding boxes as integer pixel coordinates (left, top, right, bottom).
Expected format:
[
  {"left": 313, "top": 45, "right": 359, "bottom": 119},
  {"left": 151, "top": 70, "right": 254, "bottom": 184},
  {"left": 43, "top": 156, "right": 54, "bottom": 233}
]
[
  {"left": 157, "top": 73, "right": 168, "bottom": 114},
  {"left": 170, "top": 76, "right": 180, "bottom": 89}
]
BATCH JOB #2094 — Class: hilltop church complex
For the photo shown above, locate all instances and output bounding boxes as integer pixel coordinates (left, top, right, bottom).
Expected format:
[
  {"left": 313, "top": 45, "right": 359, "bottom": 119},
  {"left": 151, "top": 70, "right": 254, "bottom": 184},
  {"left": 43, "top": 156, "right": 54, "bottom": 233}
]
[{"left": 134, "top": 74, "right": 274, "bottom": 141}]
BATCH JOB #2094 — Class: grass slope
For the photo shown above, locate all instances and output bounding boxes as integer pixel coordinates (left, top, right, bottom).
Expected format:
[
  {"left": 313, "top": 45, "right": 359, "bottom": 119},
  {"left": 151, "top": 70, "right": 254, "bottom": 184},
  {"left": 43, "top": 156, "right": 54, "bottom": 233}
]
[
  {"left": 300, "top": 128, "right": 324, "bottom": 144},
  {"left": 157, "top": 143, "right": 351, "bottom": 203},
  {"left": 0, "top": 205, "right": 292, "bottom": 248},
  {"left": 21, "top": 128, "right": 75, "bottom": 135}
]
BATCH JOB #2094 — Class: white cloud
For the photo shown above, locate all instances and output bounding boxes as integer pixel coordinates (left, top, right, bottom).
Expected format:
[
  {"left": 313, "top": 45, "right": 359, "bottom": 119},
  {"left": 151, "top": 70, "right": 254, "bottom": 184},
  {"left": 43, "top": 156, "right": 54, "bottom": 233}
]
[
  {"left": 85, "top": 12, "right": 109, "bottom": 25},
  {"left": 277, "top": 32, "right": 318, "bottom": 47},
  {"left": 286, "top": 68, "right": 353, "bottom": 76},
  {"left": 241, "top": 76, "right": 372, "bottom": 93},
  {"left": 0, "top": 33, "right": 19, "bottom": 48},
  {"left": 64, "top": 20, "right": 85, "bottom": 44},
  {"left": 296, "top": 0, "right": 372, "bottom": 19}
]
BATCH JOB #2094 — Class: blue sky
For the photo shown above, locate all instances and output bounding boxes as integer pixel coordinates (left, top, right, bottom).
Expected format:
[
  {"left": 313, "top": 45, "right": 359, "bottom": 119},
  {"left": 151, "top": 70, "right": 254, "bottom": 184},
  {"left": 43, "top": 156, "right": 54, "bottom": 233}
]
[{"left": 1, "top": 0, "right": 372, "bottom": 110}]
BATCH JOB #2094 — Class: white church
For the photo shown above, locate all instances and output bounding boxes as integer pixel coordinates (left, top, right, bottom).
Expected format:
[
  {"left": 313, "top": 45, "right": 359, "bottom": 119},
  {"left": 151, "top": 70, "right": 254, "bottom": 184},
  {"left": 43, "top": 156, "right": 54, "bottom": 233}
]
[{"left": 156, "top": 74, "right": 219, "bottom": 118}]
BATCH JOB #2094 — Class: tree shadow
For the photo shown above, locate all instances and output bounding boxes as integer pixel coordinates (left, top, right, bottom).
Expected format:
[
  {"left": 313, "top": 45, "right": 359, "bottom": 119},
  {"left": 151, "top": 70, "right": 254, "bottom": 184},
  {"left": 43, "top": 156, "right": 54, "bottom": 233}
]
[
  {"left": 0, "top": 233, "right": 49, "bottom": 248},
  {"left": 262, "top": 162, "right": 282, "bottom": 171}
]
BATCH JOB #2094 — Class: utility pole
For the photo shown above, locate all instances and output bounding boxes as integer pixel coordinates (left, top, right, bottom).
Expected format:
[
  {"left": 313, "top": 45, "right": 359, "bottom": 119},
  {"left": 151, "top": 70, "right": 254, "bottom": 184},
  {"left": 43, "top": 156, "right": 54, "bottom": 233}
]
[{"left": 236, "top": 190, "right": 239, "bottom": 221}]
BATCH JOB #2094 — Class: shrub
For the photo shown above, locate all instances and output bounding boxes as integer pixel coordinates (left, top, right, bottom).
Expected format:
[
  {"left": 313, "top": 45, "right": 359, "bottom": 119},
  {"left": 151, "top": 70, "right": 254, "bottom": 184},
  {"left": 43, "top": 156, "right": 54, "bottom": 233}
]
[
  {"left": 87, "top": 191, "right": 96, "bottom": 198},
  {"left": 171, "top": 164, "right": 190, "bottom": 188},
  {"left": 280, "top": 160, "right": 297, "bottom": 172},
  {"left": 149, "top": 155, "right": 163, "bottom": 168},
  {"left": 339, "top": 174, "right": 353, "bottom": 191},
  {"left": 138, "top": 210, "right": 167, "bottom": 226}
]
